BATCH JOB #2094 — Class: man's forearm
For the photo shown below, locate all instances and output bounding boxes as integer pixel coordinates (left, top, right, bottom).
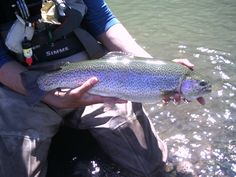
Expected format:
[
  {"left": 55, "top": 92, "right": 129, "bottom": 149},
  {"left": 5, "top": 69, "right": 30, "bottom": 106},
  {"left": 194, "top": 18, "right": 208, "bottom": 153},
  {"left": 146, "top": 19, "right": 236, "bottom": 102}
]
[
  {"left": 97, "top": 23, "right": 152, "bottom": 58},
  {"left": 0, "top": 61, "right": 27, "bottom": 95}
]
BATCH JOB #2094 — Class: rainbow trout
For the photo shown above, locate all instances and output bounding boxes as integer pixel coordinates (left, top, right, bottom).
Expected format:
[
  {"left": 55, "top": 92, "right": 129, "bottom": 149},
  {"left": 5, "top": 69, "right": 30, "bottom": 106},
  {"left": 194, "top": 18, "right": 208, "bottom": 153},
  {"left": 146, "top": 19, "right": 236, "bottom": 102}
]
[{"left": 22, "top": 52, "right": 211, "bottom": 103}]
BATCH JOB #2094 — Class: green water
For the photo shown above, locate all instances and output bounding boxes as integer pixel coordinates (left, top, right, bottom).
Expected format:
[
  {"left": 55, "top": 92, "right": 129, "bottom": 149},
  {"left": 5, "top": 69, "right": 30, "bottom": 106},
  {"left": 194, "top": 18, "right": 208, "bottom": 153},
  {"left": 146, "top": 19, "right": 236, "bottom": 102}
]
[
  {"left": 108, "top": 0, "right": 236, "bottom": 58},
  {"left": 107, "top": 0, "right": 236, "bottom": 176}
]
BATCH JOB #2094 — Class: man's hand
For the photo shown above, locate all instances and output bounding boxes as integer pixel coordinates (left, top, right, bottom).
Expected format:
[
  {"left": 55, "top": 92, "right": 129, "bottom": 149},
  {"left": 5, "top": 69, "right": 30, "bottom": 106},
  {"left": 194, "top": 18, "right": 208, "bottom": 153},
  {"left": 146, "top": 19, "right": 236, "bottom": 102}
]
[
  {"left": 163, "top": 59, "right": 205, "bottom": 105},
  {"left": 43, "top": 77, "right": 127, "bottom": 109},
  {"left": 172, "top": 59, "right": 194, "bottom": 69}
]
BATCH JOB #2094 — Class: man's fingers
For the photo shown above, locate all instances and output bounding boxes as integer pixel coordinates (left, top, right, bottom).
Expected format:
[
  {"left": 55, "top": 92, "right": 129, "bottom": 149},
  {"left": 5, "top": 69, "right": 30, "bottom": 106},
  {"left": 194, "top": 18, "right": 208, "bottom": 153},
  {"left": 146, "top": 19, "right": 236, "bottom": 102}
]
[
  {"left": 73, "top": 77, "right": 99, "bottom": 95},
  {"left": 197, "top": 97, "right": 205, "bottom": 105},
  {"left": 173, "top": 93, "right": 181, "bottom": 104},
  {"left": 172, "top": 59, "right": 194, "bottom": 69},
  {"left": 162, "top": 95, "right": 171, "bottom": 105}
]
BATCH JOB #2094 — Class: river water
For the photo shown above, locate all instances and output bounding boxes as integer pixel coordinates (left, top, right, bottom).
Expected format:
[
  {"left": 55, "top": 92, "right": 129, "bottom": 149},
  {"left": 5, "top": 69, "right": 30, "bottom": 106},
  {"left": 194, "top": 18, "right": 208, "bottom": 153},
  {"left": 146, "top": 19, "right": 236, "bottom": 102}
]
[{"left": 107, "top": 0, "right": 236, "bottom": 177}]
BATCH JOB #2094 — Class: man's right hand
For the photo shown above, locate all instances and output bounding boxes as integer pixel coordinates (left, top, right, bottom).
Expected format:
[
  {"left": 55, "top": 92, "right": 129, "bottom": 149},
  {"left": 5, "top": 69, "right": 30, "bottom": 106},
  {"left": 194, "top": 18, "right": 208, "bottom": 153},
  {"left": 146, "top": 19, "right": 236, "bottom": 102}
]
[{"left": 43, "top": 77, "right": 127, "bottom": 109}]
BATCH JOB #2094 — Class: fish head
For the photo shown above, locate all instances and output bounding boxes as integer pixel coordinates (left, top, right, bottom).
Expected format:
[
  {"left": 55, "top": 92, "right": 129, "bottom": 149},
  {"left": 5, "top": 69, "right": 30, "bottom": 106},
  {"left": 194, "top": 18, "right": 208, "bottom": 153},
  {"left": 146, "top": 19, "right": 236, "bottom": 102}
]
[{"left": 180, "top": 73, "right": 212, "bottom": 101}]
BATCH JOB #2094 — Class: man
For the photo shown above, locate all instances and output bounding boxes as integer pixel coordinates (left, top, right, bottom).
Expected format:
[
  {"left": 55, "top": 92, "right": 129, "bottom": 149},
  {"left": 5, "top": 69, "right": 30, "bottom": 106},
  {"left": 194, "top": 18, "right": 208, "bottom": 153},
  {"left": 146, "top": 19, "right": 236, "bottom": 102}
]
[{"left": 0, "top": 0, "right": 204, "bottom": 177}]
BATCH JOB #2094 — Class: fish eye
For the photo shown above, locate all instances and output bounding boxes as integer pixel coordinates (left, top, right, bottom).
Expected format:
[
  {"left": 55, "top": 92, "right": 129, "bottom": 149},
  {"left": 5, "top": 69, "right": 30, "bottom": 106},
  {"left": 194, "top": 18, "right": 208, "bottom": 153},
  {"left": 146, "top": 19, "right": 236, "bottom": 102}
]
[{"left": 199, "top": 80, "right": 208, "bottom": 86}]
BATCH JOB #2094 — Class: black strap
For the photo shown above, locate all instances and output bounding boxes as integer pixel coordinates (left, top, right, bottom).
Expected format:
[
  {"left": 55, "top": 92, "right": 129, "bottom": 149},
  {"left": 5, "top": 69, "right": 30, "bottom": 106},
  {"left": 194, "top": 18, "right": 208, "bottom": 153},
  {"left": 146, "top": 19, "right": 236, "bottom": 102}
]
[
  {"left": 52, "top": 8, "right": 105, "bottom": 59},
  {"left": 0, "top": 0, "right": 16, "bottom": 24},
  {"left": 73, "top": 28, "right": 105, "bottom": 59},
  {"left": 0, "top": 0, "right": 41, "bottom": 24},
  {"left": 52, "top": 8, "right": 82, "bottom": 40}
]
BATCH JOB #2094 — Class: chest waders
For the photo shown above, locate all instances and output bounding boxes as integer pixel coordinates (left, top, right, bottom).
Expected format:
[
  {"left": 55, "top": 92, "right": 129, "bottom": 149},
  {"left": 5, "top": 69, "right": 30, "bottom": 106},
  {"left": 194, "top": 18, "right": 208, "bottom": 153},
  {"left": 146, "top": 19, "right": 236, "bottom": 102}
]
[{"left": 0, "top": 0, "right": 105, "bottom": 66}]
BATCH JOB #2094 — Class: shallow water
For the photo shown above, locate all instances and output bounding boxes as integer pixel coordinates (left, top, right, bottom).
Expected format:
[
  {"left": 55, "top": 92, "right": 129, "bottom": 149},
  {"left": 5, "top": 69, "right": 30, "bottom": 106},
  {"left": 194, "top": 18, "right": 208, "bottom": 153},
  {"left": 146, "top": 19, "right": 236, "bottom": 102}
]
[{"left": 107, "top": 0, "right": 236, "bottom": 176}]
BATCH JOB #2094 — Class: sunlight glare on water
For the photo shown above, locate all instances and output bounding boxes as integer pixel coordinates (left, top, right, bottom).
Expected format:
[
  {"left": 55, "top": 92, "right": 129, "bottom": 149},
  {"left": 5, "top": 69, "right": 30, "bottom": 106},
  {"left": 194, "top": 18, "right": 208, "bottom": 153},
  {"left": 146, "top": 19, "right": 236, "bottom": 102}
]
[{"left": 107, "top": 0, "right": 236, "bottom": 176}]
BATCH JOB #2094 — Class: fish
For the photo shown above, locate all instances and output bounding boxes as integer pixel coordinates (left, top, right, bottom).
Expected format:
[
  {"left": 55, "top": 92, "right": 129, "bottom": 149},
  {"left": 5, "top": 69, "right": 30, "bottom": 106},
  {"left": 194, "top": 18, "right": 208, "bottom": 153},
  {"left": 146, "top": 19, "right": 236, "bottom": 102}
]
[{"left": 21, "top": 52, "right": 212, "bottom": 104}]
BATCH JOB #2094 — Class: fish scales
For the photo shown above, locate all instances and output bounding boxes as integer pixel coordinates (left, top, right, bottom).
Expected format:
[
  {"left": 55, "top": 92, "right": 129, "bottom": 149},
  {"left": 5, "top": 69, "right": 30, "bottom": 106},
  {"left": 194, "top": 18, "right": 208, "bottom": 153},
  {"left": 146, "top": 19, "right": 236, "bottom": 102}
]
[{"left": 37, "top": 57, "right": 192, "bottom": 103}]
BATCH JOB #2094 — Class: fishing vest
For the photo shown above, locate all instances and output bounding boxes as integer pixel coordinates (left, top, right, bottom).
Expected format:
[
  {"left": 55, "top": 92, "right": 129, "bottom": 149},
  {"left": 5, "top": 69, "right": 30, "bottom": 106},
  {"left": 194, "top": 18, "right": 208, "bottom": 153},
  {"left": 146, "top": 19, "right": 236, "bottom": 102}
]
[{"left": 0, "top": 0, "right": 105, "bottom": 66}]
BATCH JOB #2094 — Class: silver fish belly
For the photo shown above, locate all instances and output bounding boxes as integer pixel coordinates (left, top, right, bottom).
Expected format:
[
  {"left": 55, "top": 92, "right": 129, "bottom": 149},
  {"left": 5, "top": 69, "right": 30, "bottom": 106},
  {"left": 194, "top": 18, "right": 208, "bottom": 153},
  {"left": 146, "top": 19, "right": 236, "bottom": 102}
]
[{"left": 37, "top": 56, "right": 192, "bottom": 103}]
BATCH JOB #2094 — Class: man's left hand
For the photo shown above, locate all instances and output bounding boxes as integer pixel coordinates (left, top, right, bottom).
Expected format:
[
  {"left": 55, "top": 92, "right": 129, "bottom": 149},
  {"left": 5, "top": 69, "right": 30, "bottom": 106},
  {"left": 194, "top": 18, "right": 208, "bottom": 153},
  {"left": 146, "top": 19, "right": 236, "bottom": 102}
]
[{"left": 163, "top": 59, "right": 205, "bottom": 105}]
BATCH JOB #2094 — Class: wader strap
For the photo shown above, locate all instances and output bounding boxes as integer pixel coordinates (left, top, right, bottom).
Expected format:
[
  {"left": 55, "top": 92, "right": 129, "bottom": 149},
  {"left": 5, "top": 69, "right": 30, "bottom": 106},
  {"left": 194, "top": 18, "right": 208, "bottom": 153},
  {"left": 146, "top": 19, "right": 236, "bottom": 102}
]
[
  {"left": 52, "top": 8, "right": 105, "bottom": 59},
  {"left": 73, "top": 28, "right": 105, "bottom": 59},
  {"left": 52, "top": 9, "right": 82, "bottom": 41}
]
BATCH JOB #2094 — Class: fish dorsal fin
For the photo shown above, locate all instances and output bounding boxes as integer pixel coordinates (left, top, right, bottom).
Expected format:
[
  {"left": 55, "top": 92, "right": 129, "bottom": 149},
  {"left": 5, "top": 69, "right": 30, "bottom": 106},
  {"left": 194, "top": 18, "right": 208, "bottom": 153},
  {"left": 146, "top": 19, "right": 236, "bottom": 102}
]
[{"left": 103, "top": 51, "right": 134, "bottom": 60}]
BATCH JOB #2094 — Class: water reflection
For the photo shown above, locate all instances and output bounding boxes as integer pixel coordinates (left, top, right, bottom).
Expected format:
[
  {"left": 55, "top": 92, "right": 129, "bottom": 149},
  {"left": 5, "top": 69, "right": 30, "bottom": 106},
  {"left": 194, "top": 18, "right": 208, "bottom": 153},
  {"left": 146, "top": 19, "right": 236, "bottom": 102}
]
[
  {"left": 144, "top": 44, "right": 236, "bottom": 176},
  {"left": 98, "top": 0, "right": 236, "bottom": 176}
]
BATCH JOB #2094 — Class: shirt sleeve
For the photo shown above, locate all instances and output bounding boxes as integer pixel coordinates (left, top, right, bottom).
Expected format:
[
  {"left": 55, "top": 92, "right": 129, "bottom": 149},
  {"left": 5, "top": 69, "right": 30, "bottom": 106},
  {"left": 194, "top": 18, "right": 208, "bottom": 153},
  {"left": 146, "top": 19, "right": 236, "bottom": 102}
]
[
  {"left": 0, "top": 40, "right": 13, "bottom": 68},
  {"left": 83, "top": 0, "right": 119, "bottom": 37}
]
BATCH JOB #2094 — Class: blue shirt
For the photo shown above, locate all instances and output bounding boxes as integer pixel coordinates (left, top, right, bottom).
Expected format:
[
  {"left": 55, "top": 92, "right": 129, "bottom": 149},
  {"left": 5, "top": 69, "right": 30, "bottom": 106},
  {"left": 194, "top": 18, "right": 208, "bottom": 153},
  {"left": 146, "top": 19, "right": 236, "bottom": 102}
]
[{"left": 0, "top": 0, "right": 119, "bottom": 68}]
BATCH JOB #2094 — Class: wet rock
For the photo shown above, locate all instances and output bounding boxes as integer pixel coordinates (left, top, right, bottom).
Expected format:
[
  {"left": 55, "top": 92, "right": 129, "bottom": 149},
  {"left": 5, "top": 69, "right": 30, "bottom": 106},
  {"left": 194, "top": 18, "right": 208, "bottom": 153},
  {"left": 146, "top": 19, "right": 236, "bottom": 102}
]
[
  {"left": 164, "top": 162, "right": 175, "bottom": 173},
  {"left": 175, "top": 161, "right": 197, "bottom": 177}
]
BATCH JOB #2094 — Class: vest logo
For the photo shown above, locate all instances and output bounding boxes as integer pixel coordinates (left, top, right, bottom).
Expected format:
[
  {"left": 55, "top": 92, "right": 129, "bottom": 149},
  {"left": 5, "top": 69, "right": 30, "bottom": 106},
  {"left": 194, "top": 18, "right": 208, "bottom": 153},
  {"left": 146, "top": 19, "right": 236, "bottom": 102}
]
[{"left": 46, "top": 47, "right": 70, "bottom": 57}]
